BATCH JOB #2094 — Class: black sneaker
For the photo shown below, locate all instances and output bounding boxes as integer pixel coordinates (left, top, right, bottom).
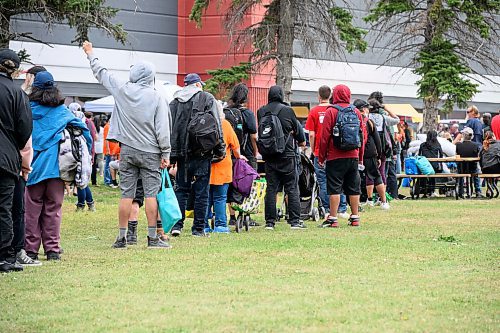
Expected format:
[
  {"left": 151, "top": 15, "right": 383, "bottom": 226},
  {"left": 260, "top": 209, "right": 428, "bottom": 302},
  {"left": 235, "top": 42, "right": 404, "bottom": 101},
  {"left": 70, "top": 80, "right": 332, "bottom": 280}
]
[
  {"left": 127, "top": 223, "right": 138, "bottom": 245},
  {"left": 249, "top": 218, "right": 260, "bottom": 227},
  {"left": 192, "top": 230, "right": 209, "bottom": 237},
  {"left": 171, "top": 229, "right": 181, "bottom": 237},
  {"left": 229, "top": 217, "right": 236, "bottom": 226},
  {"left": 112, "top": 237, "right": 127, "bottom": 249},
  {"left": 0, "top": 261, "right": 23, "bottom": 273},
  {"left": 291, "top": 222, "right": 307, "bottom": 230},
  {"left": 265, "top": 223, "right": 275, "bottom": 230},
  {"left": 147, "top": 236, "right": 171, "bottom": 249},
  {"left": 46, "top": 251, "right": 61, "bottom": 261}
]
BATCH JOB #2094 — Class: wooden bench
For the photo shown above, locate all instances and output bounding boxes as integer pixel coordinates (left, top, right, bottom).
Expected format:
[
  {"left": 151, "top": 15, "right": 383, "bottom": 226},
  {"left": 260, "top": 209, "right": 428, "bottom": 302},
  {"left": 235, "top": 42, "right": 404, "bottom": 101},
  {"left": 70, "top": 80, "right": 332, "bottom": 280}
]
[{"left": 397, "top": 174, "right": 471, "bottom": 200}]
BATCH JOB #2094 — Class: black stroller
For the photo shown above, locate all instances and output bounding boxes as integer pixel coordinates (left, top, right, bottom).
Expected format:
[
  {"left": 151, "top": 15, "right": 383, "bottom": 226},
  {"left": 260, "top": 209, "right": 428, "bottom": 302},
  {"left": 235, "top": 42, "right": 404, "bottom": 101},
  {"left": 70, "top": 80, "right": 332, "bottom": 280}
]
[{"left": 277, "top": 153, "right": 326, "bottom": 222}]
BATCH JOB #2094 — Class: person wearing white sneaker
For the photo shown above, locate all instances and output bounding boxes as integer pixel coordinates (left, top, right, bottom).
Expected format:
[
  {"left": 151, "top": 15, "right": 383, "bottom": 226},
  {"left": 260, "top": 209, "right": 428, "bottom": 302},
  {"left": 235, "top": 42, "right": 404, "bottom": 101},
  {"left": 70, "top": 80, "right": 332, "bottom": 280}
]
[
  {"left": 353, "top": 99, "right": 390, "bottom": 210},
  {"left": 380, "top": 202, "right": 390, "bottom": 210},
  {"left": 16, "top": 249, "right": 42, "bottom": 266}
]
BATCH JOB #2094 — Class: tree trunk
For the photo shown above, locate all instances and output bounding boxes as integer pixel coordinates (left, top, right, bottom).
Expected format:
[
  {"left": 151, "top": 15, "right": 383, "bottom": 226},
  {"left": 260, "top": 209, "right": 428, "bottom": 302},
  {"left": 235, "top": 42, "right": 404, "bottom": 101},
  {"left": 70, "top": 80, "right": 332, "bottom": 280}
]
[
  {"left": 0, "top": 15, "right": 11, "bottom": 48},
  {"left": 275, "top": 0, "right": 295, "bottom": 103},
  {"left": 422, "top": 95, "right": 439, "bottom": 133}
]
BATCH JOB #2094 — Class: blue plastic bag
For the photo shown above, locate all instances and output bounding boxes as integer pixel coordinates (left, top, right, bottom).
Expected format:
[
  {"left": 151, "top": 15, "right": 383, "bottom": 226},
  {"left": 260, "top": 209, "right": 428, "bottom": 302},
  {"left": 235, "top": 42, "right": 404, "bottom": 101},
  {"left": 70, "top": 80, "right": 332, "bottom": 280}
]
[
  {"left": 405, "top": 157, "right": 419, "bottom": 175},
  {"left": 402, "top": 178, "right": 411, "bottom": 187},
  {"left": 157, "top": 169, "right": 182, "bottom": 233},
  {"left": 416, "top": 156, "right": 435, "bottom": 175}
]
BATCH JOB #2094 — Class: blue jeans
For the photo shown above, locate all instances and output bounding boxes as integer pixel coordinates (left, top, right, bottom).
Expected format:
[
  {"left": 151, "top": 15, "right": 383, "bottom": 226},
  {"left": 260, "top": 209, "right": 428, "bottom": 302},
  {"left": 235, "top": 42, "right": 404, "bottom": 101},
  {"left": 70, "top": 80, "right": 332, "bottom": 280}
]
[
  {"left": 173, "top": 158, "right": 211, "bottom": 233},
  {"left": 104, "top": 155, "right": 112, "bottom": 185},
  {"left": 313, "top": 159, "right": 346, "bottom": 213},
  {"left": 204, "top": 184, "right": 229, "bottom": 229},
  {"left": 77, "top": 186, "right": 94, "bottom": 207},
  {"left": 313, "top": 159, "right": 330, "bottom": 212}
]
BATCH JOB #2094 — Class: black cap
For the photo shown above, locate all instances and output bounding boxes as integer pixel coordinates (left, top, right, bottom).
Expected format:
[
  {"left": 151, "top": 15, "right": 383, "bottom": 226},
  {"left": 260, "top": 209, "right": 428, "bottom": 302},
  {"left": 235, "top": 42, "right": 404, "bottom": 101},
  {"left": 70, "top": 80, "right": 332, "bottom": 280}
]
[
  {"left": 0, "top": 48, "right": 21, "bottom": 70},
  {"left": 353, "top": 99, "right": 369, "bottom": 110}
]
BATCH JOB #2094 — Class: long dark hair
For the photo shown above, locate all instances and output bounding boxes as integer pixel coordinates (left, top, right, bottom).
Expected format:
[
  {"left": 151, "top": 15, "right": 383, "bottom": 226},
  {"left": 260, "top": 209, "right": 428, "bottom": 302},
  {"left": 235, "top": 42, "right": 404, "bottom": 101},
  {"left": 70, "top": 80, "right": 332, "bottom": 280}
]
[
  {"left": 29, "top": 86, "right": 64, "bottom": 106},
  {"left": 229, "top": 83, "right": 249, "bottom": 106},
  {"left": 426, "top": 130, "right": 439, "bottom": 146}
]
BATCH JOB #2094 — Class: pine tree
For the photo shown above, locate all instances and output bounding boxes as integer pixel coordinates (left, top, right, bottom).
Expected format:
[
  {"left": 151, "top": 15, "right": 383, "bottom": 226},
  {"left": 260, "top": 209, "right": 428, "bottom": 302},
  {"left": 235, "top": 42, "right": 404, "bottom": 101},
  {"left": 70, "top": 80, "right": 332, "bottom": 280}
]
[
  {"left": 0, "top": 0, "right": 126, "bottom": 49},
  {"left": 190, "top": 0, "right": 367, "bottom": 102},
  {"left": 365, "top": 0, "right": 499, "bottom": 131}
]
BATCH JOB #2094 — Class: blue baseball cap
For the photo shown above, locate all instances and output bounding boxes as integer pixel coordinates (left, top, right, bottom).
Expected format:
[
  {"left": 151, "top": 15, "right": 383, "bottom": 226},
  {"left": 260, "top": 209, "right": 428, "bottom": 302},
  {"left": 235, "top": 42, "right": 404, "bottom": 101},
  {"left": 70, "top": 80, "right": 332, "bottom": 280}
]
[
  {"left": 184, "top": 73, "right": 205, "bottom": 86},
  {"left": 33, "top": 71, "right": 55, "bottom": 90}
]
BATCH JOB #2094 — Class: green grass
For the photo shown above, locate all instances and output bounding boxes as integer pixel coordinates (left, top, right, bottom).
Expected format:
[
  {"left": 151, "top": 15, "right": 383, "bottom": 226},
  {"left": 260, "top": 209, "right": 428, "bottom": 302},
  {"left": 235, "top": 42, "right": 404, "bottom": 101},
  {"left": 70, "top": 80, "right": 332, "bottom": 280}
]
[{"left": 1, "top": 184, "right": 499, "bottom": 332}]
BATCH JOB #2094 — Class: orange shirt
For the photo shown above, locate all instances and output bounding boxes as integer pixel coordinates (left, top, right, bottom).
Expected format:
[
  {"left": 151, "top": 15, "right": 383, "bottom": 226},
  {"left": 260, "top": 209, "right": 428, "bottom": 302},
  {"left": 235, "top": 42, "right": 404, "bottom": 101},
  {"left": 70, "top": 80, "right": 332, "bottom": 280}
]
[
  {"left": 103, "top": 123, "right": 120, "bottom": 157},
  {"left": 210, "top": 119, "right": 240, "bottom": 185}
]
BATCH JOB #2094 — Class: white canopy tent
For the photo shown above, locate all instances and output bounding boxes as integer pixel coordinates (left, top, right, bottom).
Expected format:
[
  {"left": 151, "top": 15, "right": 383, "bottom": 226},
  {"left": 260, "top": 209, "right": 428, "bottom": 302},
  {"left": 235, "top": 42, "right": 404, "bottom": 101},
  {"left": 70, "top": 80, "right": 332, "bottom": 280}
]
[{"left": 84, "top": 81, "right": 182, "bottom": 113}]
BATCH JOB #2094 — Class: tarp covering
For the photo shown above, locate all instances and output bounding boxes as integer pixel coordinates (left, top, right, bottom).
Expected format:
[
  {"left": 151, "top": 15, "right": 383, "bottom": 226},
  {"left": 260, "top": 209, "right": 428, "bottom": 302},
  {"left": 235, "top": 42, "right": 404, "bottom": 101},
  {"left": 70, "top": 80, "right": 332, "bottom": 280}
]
[
  {"left": 385, "top": 104, "right": 423, "bottom": 123},
  {"left": 83, "top": 81, "right": 181, "bottom": 113}
]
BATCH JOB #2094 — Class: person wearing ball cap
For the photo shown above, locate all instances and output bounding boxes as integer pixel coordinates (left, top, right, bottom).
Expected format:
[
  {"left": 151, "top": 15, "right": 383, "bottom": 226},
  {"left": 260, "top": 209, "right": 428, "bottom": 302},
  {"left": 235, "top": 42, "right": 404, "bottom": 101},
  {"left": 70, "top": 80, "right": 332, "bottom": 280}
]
[{"left": 0, "top": 48, "right": 33, "bottom": 273}]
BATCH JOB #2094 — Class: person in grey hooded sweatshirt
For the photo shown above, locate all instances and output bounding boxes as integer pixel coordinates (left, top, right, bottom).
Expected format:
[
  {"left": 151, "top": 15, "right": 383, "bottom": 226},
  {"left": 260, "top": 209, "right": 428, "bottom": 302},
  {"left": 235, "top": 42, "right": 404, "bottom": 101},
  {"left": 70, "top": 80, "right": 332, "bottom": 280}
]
[
  {"left": 169, "top": 73, "right": 223, "bottom": 237},
  {"left": 83, "top": 41, "right": 171, "bottom": 249}
]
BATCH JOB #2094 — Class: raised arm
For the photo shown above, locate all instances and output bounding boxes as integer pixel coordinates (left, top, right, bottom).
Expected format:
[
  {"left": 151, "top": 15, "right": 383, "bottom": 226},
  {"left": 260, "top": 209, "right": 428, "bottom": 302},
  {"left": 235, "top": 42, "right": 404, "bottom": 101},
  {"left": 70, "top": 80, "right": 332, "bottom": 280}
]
[{"left": 83, "top": 41, "right": 126, "bottom": 97}]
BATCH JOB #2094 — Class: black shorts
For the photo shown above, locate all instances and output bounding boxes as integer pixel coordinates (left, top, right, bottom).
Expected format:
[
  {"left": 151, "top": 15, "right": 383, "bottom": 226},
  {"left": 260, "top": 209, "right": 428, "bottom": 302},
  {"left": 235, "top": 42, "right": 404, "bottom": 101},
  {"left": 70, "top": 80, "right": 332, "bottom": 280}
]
[
  {"left": 133, "top": 179, "right": 144, "bottom": 208},
  {"left": 364, "top": 157, "right": 383, "bottom": 186},
  {"left": 326, "top": 158, "right": 361, "bottom": 195}
]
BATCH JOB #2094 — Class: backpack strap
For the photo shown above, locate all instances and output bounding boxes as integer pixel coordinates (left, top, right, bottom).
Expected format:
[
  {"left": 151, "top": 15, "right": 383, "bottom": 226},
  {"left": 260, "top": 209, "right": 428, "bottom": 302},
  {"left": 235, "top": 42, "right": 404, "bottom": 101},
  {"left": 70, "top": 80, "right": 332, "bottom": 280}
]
[{"left": 332, "top": 104, "right": 355, "bottom": 113}]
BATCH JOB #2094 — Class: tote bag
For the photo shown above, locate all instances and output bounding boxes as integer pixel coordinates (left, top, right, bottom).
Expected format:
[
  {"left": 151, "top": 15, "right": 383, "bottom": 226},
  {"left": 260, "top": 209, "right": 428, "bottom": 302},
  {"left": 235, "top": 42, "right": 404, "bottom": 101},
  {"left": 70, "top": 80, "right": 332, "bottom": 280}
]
[
  {"left": 416, "top": 156, "right": 435, "bottom": 175},
  {"left": 157, "top": 169, "right": 182, "bottom": 233}
]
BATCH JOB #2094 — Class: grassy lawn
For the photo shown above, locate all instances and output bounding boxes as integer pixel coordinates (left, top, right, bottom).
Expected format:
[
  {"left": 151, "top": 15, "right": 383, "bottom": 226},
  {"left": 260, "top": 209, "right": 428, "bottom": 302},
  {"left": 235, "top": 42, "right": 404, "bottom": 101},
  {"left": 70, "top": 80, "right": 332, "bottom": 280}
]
[{"left": 1, "top": 184, "right": 499, "bottom": 332}]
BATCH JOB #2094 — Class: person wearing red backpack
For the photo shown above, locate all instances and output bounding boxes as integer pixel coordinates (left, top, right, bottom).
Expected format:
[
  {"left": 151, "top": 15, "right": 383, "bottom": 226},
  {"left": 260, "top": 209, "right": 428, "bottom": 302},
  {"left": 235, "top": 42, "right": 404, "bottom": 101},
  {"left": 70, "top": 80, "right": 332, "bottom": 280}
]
[{"left": 318, "top": 84, "right": 365, "bottom": 227}]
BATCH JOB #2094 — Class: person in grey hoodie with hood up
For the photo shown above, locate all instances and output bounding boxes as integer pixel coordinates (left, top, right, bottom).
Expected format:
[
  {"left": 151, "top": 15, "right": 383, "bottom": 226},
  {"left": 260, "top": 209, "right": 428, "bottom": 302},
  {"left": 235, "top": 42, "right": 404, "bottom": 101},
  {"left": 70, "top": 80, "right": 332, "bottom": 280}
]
[
  {"left": 83, "top": 41, "right": 171, "bottom": 249},
  {"left": 169, "top": 73, "right": 223, "bottom": 237}
]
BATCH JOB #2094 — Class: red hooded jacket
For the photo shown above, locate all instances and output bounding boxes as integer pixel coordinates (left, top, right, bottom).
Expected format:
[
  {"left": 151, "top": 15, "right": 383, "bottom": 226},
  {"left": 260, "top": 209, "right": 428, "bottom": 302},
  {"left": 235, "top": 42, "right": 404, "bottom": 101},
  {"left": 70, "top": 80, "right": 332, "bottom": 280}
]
[{"left": 318, "top": 84, "right": 365, "bottom": 164}]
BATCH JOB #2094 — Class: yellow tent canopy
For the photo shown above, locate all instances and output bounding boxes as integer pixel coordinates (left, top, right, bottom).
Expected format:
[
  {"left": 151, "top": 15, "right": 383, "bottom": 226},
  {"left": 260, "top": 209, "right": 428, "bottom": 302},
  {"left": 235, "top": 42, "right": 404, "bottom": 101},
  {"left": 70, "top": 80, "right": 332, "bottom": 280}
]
[
  {"left": 292, "top": 106, "right": 309, "bottom": 119},
  {"left": 385, "top": 104, "right": 422, "bottom": 123}
]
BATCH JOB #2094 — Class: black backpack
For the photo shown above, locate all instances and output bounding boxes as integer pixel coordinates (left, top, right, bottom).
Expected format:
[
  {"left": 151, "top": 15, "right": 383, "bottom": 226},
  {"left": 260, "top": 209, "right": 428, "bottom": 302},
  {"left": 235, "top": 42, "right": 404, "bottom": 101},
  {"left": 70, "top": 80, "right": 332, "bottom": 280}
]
[
  {"left": 187, "top": 92, "right": 220, "bottom": 156},
  {"left": 224, "top": 107, "right": 244, "bottom": 144},
  {"left": 331, "top": 104, "right": 362, "bottom": 151},
  {"left": 257, "top": 105, "right": 289, "bottom": 157}
]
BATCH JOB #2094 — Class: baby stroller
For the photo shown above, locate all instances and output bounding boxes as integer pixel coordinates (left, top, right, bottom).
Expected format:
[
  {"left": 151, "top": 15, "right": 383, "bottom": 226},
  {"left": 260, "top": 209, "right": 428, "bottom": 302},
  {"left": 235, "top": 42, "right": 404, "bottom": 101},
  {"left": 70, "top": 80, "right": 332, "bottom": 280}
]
[
  {"left": 231, "top": 179, "right": 267, "bottom": 232},
  {"left": 277, "top": 153, "right": 325, "bottom": 222}
]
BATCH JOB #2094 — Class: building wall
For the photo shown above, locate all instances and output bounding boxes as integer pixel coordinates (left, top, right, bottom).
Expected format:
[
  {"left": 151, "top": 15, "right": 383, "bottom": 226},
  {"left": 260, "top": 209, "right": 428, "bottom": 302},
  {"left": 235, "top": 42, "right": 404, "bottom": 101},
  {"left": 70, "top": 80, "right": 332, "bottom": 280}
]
[{"left": 10, "top": 0, "right": 179, "bottom": 97}]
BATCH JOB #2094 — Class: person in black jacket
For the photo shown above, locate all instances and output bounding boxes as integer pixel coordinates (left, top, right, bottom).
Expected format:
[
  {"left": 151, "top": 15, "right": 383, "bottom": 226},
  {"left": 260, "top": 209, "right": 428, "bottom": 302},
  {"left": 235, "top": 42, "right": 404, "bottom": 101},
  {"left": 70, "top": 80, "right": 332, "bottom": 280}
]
[
  {"left": 419, "top": 130, "right": 443, "bottom": 197},
  {"left": 257, "top": 86, "right": 306, "bottom": 230},
  {"left": 169, "top": 73, "right": 223, "bottom": 237},
  {"left": 0, "top": 49, "right": 33, "bottom": 273},
  {"left": 354, "top": 99, "right": 390, "bottom": 210}
]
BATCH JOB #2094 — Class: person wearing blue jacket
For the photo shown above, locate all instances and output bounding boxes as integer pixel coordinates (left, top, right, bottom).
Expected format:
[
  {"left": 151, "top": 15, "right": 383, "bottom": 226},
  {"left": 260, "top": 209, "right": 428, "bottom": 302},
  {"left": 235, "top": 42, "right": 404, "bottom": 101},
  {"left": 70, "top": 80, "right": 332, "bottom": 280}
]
[{"left": 24, "top": 71, "right": 91, "bottom": 261}]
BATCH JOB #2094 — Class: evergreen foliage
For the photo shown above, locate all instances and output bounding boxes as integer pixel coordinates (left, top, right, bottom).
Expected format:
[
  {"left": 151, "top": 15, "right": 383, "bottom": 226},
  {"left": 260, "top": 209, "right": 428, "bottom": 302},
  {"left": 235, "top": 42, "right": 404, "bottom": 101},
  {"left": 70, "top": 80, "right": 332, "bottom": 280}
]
[
  {"left": 204, "top": 62, "right": 252, "bottom": 100},
  {"left": 365, "top": 0, "right": 499, "bottom": 130},
  {"left": 190, "top": 0, "right": 367, "bottom": 100},
  {"left": 0, "top": 0, "right": 127, "bottom": 48}
]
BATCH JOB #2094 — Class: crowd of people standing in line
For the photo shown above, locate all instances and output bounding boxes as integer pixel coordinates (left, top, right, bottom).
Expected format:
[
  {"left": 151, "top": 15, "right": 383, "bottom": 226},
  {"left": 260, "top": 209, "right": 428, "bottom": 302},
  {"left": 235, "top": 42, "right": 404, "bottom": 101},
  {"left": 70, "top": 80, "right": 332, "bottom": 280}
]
[{"left": 1, "top": 42, "right": 500, "bottom": 272}]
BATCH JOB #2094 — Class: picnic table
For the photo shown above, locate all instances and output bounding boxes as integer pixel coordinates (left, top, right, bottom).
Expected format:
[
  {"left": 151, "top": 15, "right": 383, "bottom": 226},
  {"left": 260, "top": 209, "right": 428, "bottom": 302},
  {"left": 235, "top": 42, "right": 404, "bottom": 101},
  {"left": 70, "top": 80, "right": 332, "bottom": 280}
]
[
  {"left": 398, "top": 156, "right": 499, "bottom": 199},
  {"left": 426, "top": 157, "right": 479, "bottom": 162}
]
